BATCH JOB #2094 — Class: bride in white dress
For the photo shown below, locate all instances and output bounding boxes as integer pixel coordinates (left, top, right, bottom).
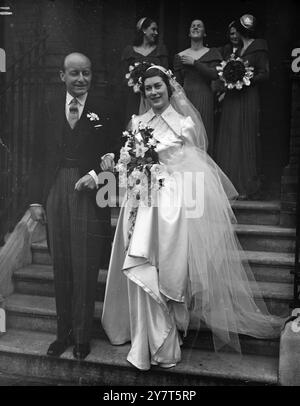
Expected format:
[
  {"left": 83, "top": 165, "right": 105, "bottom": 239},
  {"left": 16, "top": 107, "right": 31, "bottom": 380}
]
[{"left": 101, "top": 66, "right": 283, "bottom": 371}]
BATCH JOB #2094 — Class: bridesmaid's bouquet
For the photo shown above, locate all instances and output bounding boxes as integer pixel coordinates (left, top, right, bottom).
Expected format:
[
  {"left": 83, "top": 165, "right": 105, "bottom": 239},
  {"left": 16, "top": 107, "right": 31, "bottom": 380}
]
[
  {"left": 216, "top": 54, "right": 254, "bottom": 90},
  {"left": 125, "top": 61, "right": 154, "bottom": 93},
  {"left": 116, "top": 123, "right": 165, "bottom": 206}
]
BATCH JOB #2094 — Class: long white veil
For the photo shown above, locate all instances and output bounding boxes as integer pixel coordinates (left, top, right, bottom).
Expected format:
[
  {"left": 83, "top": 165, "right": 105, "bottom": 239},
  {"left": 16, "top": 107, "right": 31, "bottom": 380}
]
[{"left": 136, "top": 66, "right": 285, "bottom": 354}]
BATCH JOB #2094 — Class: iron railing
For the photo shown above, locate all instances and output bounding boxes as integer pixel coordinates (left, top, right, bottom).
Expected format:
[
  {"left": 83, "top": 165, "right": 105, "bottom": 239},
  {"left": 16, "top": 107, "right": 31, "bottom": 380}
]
[{"left": 0, "top": 34, "right": 47, "bottom": 245}]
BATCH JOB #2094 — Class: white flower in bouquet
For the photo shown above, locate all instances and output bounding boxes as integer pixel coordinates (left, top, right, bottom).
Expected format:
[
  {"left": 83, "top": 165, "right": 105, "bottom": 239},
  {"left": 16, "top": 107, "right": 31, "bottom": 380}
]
[
  {"left": 128, "top": 169, "right": 143, "bottom": 188},
  {"left": 135, "top": 143, "right": 149, "bottom": 158},
  {"left": 134, "top": 132, "right": 143, "bottom": 143},
  {"left": 243, "top": 77, "right": 251, "bottom": 86},
  {"left": 133, "top": 83, "right": 140, "bottom": 93},
  {"left": 216, "top": 61, "right": 227, "bottom": 71},
  {"left": 122, "top": 142, "right": 132, "bottom": 152},
  {"left": 122, "top": 131, "right": 131, "bottom": 138},
  {"left": 118, "top": 170, "right": 128, "bottom": 188},
  {"left": 147, "top": 137, "right": 159, "bottom": 148},
  {"left": 150, "top": 164, "right": 166, "bottom": 191}
]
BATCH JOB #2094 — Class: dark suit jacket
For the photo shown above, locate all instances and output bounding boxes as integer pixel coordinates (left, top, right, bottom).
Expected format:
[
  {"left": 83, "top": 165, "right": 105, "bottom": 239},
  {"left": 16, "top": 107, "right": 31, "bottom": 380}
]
[{"left": 29, "top": 90, "right": 120, "bottom": 207}]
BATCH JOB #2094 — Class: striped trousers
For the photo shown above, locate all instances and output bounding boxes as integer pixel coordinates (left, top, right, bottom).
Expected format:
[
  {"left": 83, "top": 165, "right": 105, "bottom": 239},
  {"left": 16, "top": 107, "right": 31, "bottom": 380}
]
[{"left": 46, "top": 168, "right": 111, "bottom": 344}]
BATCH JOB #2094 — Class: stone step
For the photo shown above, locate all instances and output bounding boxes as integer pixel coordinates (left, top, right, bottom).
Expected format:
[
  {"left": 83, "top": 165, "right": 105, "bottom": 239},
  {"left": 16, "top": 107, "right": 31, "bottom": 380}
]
[
  {"left": 0, "top": 329, "right": 278, "bottom": 386},
  {"left": 245, "top": 251, "right": 294, "bottom": 283},
  {"left": 4, "top": 293, "right": 283, "bottom": 357},
  {"left": 15, "top": 247, "right": 296, "bottom": 302},
  {"left": 112, "top": 200, "right": 282, "bottom": 226},
  {"left": 234, "top": 224, "right": 295, "bottom": 253},
  {"left": 31, "top": 222, "right": 296, "bottom": 268},
  {"left": 13, "top": 265, "right": 107, "bottom": 299},
  {"left": 31, "top": 240, "right": 51, "bottom": 266},
  {"left": 230, "top": 201, "right": 281, "bottom": 226},
  {"left": 12, "top": 265, "right": 294, "bottom": 314}
]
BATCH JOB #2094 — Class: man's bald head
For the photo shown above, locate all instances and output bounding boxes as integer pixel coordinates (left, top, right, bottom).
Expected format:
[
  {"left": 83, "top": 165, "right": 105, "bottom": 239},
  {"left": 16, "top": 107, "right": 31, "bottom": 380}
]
[
  {"left": 62, "top": 53, "right": 92, "bottom": 72},
  {"left": 60, "top": 52, "right": 92, "bottom": 97}
]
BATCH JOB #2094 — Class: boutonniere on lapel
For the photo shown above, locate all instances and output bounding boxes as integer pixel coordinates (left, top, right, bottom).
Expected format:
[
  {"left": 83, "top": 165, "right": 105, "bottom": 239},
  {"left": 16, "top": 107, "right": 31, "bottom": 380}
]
[{"left": 87, "top": 111, "right": 103, "bottom": 129}]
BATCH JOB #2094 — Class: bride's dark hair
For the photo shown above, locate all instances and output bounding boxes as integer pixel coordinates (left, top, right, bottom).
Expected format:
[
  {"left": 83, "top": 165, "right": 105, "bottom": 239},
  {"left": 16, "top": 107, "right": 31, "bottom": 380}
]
[{"left": 140, "top": 68, "right": 173, "bottom": 98}]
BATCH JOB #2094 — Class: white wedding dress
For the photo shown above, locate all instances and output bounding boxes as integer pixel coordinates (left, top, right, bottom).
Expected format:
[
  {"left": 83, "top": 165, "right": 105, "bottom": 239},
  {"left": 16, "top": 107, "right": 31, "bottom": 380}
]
[{"left": 102, "top": 104, "right": 283, "bottom": 370}]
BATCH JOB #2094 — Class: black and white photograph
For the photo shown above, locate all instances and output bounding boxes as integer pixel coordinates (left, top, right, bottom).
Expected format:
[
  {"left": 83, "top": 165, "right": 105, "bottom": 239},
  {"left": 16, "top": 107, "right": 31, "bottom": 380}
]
[{"left": 0, "top": 0, "right": 300, "bottom": 390}]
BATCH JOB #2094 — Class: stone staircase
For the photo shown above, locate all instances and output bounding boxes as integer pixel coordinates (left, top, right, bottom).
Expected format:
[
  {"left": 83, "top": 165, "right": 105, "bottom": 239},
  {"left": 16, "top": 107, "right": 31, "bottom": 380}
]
[{"left": 0, "top": 201, "right": 296, "bottom": 385}]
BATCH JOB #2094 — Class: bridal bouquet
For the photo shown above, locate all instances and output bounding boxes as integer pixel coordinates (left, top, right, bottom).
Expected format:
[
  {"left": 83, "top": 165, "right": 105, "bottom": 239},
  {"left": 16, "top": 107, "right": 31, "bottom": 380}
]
[
  {"left": 116, "top": 123, "right": 165, "bottom": 206},
  {"left": 125, "top": 61, "right": 154, "bottom": 93},
  {"left": 216, "top": 54, "right": 254, "bottom": 90},
  {"left": 116, "top": 123, "right": 166, "bottom": 250}
]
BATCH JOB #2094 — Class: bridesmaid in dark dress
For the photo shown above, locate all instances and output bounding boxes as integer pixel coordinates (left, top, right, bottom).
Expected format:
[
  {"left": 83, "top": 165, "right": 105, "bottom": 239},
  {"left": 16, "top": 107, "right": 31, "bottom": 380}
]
[
  {"left": 215, "top": 15, "right": 269, "bottom": 199},
  {"left": 213, "top": 22, "right": 242, "bottom": 135},
  {"left": 219, "top": 21, "right": 242, "bottom": 60},
  {"left": 121, "top": 17, "right": 168, "bottom": 126},
  {"left": 174, "top": 19, "right": 222, "bottom": 157}
]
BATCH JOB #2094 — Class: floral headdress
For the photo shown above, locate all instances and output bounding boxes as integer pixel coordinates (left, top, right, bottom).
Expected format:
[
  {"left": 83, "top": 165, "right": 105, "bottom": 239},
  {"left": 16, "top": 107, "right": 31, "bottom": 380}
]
[
  {"left": 146, "top": 65, "right": 175, "bottom": 81},
  {"left": 126, "top": 63, "right": 176, "bottom": 94},
  {"left": 125, "top": 61, "right": 154, "bottom": 93}
]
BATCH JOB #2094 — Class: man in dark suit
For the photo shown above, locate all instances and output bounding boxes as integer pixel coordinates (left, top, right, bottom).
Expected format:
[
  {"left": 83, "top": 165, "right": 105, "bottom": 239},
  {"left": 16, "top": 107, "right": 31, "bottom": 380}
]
[{"left": 29, "top": 52, "right": 115, "bottom": 360}]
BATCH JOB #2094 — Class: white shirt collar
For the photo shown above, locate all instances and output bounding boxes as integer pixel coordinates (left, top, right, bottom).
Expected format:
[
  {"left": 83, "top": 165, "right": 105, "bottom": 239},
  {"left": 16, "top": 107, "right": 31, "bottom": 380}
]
[
  {"left": 66, "top": 91, "right": 88, "bottom": 106},
  {"left": 142, "top": 104, "right": 174, "bottom": 123}
]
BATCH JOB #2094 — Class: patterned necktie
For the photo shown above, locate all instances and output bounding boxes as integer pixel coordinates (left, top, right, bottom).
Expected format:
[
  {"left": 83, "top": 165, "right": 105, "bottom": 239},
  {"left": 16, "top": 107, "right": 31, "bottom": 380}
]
[{"left": 68, "top": 98, "right": 79, "bottom": 129}]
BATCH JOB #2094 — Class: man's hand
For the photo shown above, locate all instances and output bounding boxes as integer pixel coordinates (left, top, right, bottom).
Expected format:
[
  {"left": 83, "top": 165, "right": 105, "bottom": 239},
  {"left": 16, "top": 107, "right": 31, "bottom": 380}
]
[
  {"left": 75, "top": 174, "right": 97, "bottom": 191},
  {"left": 180, "top": 54, "right": 195, "bottom": 66},
  {"left": 100, "top": 155, "right": 115, "bottom": 172},
  {"left": 29, "top": 205, "right": 47, "bottom": 225}
]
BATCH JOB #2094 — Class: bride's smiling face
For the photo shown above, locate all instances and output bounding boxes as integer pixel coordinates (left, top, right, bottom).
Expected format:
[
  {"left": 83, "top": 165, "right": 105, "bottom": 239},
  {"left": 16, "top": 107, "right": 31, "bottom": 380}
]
[{"left": 144, "top": 76, "right": 169, "bottom": 113}]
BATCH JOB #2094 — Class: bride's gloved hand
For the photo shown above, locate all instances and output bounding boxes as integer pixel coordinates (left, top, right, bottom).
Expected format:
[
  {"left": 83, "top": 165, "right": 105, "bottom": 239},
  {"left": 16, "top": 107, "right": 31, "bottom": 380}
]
[{"left": 100, "top": 154, "right": 115, "bottom": 172}]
